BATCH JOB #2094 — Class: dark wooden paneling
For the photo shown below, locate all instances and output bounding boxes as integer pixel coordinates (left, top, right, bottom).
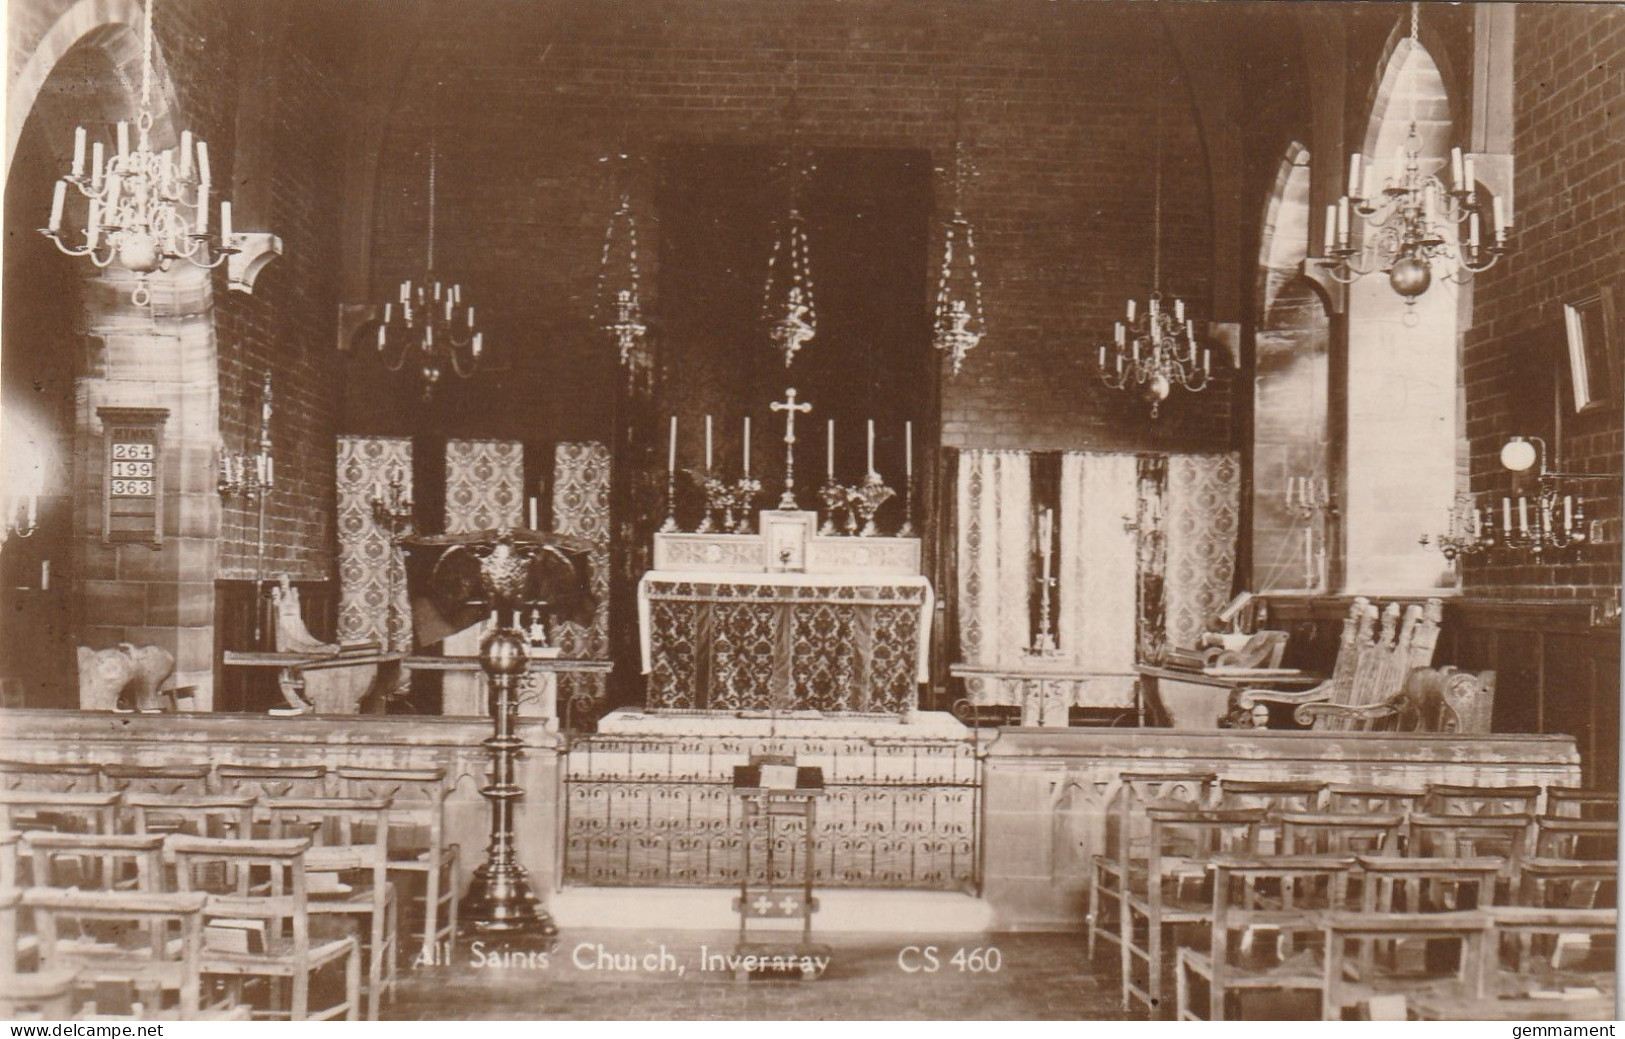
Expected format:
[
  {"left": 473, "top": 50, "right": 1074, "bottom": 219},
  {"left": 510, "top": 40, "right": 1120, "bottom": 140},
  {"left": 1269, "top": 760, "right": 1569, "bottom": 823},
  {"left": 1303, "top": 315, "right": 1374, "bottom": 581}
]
[
  {"left": 212, "top": 579, "right": 338, "bottom": 713},
  {"left": 1263, "top": 594, "right": 1619, "bottom": 788}
]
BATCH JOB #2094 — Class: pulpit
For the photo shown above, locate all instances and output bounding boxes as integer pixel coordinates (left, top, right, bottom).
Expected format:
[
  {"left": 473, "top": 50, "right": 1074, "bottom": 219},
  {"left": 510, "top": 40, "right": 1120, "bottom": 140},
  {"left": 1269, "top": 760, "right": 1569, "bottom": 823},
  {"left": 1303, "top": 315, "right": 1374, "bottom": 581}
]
[{"left": 639, "top": 511, "right": 930, "bottom": 716}]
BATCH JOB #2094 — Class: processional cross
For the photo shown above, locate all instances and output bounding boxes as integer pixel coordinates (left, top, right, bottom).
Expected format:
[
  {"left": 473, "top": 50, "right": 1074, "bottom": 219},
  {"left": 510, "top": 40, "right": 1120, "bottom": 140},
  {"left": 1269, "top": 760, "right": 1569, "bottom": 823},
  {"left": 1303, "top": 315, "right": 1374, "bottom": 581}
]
[{"left": 770, "top": 388, "right": 813, "bottom": 509}]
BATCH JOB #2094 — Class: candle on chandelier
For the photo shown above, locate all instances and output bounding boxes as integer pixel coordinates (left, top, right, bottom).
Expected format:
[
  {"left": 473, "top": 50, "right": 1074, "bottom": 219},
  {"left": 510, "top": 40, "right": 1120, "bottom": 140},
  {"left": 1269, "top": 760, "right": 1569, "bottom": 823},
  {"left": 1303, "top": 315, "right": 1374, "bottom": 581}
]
[
  {"left": 1348, "top": 152, "right": 1362, "bottom": 197},
  {"left": 827, "top": 420, "right": 835, "bottom": 480},
  {"left": 1493, "top": 196, "right": 1506, "bottom": 239},
  {"left": 667, "top": 416, "right": 677, "bottom": 475},
  {"left": 867, "top": 420, "right": 876, "bottom": 475},
  {"left": 180, "top": 131, "right": 192, "bottom": 178},
  {"left": 1126, "top": 299, "right": 1136, "bottom": 323},
  {"left": 1202, "top": 349, "right": 1211, "bottom": 374},
  {"left": 1337, "top": 196, "right": 1350, "bottom": 245},
  {"left": 400, "top": 281, "right": 410, "bottom": 304},
  {"left": 220, "top": 201, "right": 232, "bottom": 243},
  {"left": 1464, "top": 156, "right": 1477, "bottom": 197},
  {"left": 1175, "top": 298, "right": 1185, "bottom": 323},
  {"left": 1451, "top": 148, "right": 1465, "bottom": 190},
  {"left": 705, "top": 415, "right": 713, "bottom": 471},
  {"left": 91, "top": 142, "right": 104, "bottom": 190},
  {"left": 743, "top": 416, "right": 751, "bottom": 477},
  {"left": 1473, "top": 507, "right": 1482, "bottom": 539},
  {"left": 1518, "top": 496, "right": 1529, "bottom": 534},
  {"left": 467, "top": 305, "right": 475, "bottom": 328},
  {"left": 1501, "top": 496, "right": 1512, "bottom": 534},
  {"left": 197, "top": 141, "right": 211, "bottom": 185},
  {"left": 1323, "top": 204, "right": 1336, "bottom": 255},
  {"left": 1469, "top": 212, "right": 1481, "bottom": 250},
  {"left": 1564, "top": 495, "right": 1574, "bottom": 533},
  {"left": 1115, "top": 322, "right": 1126, "bottom": 347},
  {"left": 905, "top": 421, "right": 913, "bottom": 477},
  {"left": 472, "top": 333, "right": 483, "bottom": 358},
  {"left": 1361, "top": 164, "right": 1376, "bottom": 205},
  {"left": 116, "top": 121, "right": 129, "bottom": 161},
  {"left": 71, "top": 127, "right": 86, "bottom": 178},
  {"left": 197, "top": 184, "right": 209, "bottom": 234},
  {"left": 1098, "top": 345, "right": 1107, "bottom": 369},
  {"left": 48, "top": 181, "right": 65, "bottom": 232}
]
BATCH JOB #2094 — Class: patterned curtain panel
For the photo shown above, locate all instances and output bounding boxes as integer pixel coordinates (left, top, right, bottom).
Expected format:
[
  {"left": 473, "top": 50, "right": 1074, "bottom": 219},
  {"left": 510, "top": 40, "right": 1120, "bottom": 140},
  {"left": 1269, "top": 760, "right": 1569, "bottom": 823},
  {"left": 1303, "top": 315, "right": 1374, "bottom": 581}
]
[
  {"left": 1136, "top": 456, "right": 1168, "bottom": 662},
  {"left": 1162, "top": 452, "right": 1241, "bottom": 652},
  {"left": 1057, "top": 452, "right": 1138, "bottom": 701},
  {"left": 955, "top": 450, "right": 1032, "bottom": 676},
  {"left": 552, "top": 442, "right": 611, "bottom": 706},
  {"left": 336, "top": 436, "right": 413, "bottom": 651},
  {"left": 444, "top": 439, "right": 524, "bottom": 534}
]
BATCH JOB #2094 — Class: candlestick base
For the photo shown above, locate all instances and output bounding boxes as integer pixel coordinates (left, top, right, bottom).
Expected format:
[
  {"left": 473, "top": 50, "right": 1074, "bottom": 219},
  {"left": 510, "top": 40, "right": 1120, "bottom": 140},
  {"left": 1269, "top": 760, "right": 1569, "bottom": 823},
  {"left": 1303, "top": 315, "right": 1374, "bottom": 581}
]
[{"left": 658, "top": 514, "right": 680, "bottom": 534}]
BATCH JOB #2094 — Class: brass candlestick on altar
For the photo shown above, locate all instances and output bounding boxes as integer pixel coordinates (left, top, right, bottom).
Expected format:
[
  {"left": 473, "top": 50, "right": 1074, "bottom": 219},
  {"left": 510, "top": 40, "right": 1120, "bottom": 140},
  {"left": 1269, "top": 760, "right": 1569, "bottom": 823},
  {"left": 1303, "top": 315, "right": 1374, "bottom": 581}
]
[
  {"left": 658, "top": 467, "right": 680, "bottom": 533},
  {"left": 896, "top": 473, "right": 918, "bottom": 538},
  {"left": 853, "top": 472, "right": 895, "bottom": 538},
  {"left": 818, "top": 478, "right": 848, "bottom": 536},
  {"left": 692, "top": 470, "right": 727, "bottom": 534},
  {"left": 733, "top": 476, "right": 762, "bottom": 534},
  {"left": 770, "top": 388, "right": 813, "bottom": 510}
]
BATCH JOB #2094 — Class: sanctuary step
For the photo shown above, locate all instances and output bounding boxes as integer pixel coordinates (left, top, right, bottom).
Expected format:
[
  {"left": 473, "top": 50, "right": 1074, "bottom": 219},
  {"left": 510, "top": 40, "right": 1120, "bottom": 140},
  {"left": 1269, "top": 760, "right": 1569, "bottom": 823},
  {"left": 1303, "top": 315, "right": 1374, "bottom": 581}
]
[{"left": 550, "top": 888, "right": 994, "bottom": 934}]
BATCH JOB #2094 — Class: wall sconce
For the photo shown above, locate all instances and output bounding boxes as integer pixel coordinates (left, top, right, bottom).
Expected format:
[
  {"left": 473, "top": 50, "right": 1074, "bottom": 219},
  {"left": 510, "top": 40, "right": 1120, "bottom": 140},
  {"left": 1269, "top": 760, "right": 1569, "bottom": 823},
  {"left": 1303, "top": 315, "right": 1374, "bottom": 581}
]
[{"left": 1426, "top": 435, "right": 1613, "bottom": 564}]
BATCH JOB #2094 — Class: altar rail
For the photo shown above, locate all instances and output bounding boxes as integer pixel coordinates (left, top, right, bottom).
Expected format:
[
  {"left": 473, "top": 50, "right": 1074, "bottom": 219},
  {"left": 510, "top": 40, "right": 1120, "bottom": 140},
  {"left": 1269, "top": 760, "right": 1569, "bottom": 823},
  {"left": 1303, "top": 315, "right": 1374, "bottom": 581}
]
[
  {"left": 981, "top": 726, "right": 1582, "bottom": 929},
  {"left": 562, "top": 733, "right": 979, "bottom": 891}
]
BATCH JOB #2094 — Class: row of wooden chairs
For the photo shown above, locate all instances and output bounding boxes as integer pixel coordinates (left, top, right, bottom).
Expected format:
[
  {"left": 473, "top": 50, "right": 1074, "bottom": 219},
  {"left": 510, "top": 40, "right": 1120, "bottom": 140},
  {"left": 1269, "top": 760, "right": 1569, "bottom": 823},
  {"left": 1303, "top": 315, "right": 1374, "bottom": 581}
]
[
  {"left": 2, "top": 792, "right": 424, "bottom": 1020},
  {"left": 3, "top": 832, "right": 362, "bottom": 1020},
  {"left": 1174, "top": 855, "right": 1616, "bottom": 1020},
  {"left": 1087, "top": 775, "right": 1617, "bottom": 1018},
  {"left": 0, "top": 762, "right": 459, "bottom": 972}
]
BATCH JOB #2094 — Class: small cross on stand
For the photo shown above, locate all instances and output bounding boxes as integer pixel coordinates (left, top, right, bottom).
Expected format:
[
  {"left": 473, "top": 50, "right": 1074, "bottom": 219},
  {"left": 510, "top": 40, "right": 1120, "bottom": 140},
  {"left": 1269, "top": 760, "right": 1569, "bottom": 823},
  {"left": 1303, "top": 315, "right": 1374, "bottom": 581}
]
[{"left": 770, "top": 388, "right": 813, "bottom": 510}]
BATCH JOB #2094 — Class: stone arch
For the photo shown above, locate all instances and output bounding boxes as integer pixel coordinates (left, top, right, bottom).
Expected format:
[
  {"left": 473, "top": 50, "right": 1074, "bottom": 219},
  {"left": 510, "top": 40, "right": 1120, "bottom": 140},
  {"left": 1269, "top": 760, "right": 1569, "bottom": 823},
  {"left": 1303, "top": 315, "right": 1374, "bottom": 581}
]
[{"left": 3, "top": 3, "right": 221, "bottom": 708}]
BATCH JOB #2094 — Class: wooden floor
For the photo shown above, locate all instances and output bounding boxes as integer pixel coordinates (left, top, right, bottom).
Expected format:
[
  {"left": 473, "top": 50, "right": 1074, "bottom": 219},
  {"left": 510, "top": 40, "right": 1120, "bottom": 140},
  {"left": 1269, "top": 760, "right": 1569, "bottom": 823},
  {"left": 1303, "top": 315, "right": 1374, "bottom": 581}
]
[{"left": 384, "top": 930, "right": 1120, "bottom": 1020}]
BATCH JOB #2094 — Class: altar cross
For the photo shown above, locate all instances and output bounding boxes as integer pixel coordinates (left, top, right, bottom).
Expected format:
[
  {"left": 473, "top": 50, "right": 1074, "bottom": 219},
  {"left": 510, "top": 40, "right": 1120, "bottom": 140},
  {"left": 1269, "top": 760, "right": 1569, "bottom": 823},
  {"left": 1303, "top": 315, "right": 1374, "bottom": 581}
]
[{"left": 770, "top": 388, "right": 813, "bottom": 509}]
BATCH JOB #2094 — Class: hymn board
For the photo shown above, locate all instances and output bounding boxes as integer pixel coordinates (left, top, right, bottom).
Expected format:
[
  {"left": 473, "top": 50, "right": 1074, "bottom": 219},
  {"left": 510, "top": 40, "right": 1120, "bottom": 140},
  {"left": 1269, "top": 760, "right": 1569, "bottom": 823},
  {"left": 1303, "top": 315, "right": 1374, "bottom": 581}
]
[{"left": 98, "top": 406, "right": 168, "bottom": 548}]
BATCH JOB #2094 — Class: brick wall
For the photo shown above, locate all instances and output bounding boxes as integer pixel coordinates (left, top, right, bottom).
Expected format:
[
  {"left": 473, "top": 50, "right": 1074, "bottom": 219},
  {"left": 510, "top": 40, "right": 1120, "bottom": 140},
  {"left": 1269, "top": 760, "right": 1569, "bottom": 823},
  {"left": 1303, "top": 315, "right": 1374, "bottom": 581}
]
[
  {"left": 1462, "top": 4, "right": 1625, "bottom": 600},
  {"left": 361, "top": 0, "right": 1233, "bottom": 457}
]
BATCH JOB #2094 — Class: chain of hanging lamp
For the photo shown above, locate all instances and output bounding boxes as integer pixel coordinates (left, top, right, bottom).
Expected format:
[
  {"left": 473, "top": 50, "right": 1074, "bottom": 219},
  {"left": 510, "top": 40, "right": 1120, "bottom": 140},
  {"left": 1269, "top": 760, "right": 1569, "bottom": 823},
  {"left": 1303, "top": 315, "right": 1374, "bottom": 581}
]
[
  {"left": 373, "top": 124, "right": 484, "bottom": 398},
  {"left": 932, "top": 123, "right": 988, "bottom": 377},
  {"left": 40, "top": 0, "right": 237, "bottom": 307},
  {"left": 1095, "top": 49, "right": 1209, "bottom": 419}
]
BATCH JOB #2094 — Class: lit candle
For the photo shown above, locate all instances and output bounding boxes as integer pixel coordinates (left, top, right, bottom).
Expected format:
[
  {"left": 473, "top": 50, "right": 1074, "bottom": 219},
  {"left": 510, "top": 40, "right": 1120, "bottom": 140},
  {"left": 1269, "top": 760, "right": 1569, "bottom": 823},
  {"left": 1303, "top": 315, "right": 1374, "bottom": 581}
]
[
  {"left": 905, "top": 421, "right": 913, "bottom": 477},
  {"left": 116, "top": 121, "right": 129, "bottom": 161},
  {"left": 705, "top": 415, "right": 713, "bottom": 471},
  {"left": 1451, "top": 147, "right": 1464, "bottom": 189},
  {"left": 743, "top": 416, "right": 751, "bottom": 477},
  {"left": 48, "top": 180, "right": 65, "bottom": 232},
  {"left": 529, "top": 496, "right": 538, "bottom": 530},
  {"left": 867, "top": 420, "right": 875, "bottom": 475},
  {"left": 71, "top": 127, "right": 86, "bottom": 177},
  {"left": 1518, "top": 496, "right": 1529, "bottom": 534},
  {"left": 1564, "top": 494, "right": 1574, "bottom": 533},
  {"left": 827, "top": 420, "right": 835, "bottom": 480},
  {"left": 1502, "top": 496, "right": 1512, "bottom": 533},
  {"left": 667, "top": 415, "right": 678, "bottom": 475},
  {"left": 1323, "top": 204, "right": 1336, "bottom": 254},
  {"left": 1348, "top": 152, "right": 1362, "bottom": 196}
]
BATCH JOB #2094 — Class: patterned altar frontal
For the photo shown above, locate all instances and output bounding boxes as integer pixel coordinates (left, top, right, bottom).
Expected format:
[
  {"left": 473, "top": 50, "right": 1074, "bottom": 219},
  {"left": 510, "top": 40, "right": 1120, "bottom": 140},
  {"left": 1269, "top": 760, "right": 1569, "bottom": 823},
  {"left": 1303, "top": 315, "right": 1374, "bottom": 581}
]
[
  {"left": 336, "top": 436, "right": 413, "bottom": 650},
  {"left": 638, "top": 575, "right": 933, "bottom": 715},
  {"left": 551, "top": 442, "right": 611, "bottom": 707},
  {"left": 444, "top": 438, "right": 523, "bottom": 534}
]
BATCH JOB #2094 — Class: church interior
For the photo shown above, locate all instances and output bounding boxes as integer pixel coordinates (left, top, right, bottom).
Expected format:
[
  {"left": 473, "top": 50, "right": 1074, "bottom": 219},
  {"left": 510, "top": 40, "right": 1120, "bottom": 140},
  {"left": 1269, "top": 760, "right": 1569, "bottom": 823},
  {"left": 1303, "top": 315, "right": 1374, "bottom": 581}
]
[{"left": 1, "top": 0, "right": 1621, "bottom": 1023}]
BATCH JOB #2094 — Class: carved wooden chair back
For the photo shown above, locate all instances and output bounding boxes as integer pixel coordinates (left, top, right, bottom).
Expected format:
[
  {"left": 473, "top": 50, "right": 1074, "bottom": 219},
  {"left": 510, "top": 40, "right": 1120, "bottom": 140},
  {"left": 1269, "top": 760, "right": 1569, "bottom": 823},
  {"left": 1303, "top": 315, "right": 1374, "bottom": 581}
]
[
  {"left": 1545, "top": 788, "right": 1619, "bottom": 821},
  {"left": 1326, "top": 600, "right": 1442, "bottom": 731},
  {"left": 1321, "top": 911, "right": 1491, "bottom": 1021},
  {"left": 1534, "top": 818, "right": 1618, "bottom": 861},
  {"left": 1176, "top": 856, "right": 1354, "bottom": 1022},
  {"left": 0, "top": 791, "right": 120, "bottom": 835},
  {"left": 21, "top": 831, "right": 165, "bottom": 892},
  {"left": 1423, "top": 783, "right": 1542, "bottom": 817},
  {"left": 0, "top": 760, "right": 101, "bottom": 793},
  {"left": 100, "top": 764, "right": 212, "bottom": 796},
  {"left": 24, "top": 887, "right": 207, "bottom": 1018}
]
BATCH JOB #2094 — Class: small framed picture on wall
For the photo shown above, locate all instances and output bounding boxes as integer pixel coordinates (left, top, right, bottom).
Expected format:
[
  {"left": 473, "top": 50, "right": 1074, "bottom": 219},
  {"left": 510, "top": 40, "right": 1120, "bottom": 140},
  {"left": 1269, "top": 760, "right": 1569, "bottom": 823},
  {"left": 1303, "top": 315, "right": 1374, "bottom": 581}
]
[{"left": 1563, "top": 284, "right": 1620, "bottom": 413}]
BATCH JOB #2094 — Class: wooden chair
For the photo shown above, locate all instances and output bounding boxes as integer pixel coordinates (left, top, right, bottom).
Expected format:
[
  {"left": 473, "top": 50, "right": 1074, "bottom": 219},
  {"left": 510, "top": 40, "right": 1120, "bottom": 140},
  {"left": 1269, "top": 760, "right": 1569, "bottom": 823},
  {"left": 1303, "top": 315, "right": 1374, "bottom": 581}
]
[
  {"left": 169, "top": 835, "right": 361, "bottom": 1021},
  {"left": 1518, "top": 858, "right": 1616, "bottom": 910},
  {"left": 1423, "top": 783, "right": 1542, "bottom": 817},
  {"left": 1407, "top": 814, "right": 1533, "bottom": 879},
  {"left": 1410, "top": 907, "right": 1620, "bottom": 1022},
  {"left": 1321, "top": 911, "right": 1491, "bottom": 1020},
  {"left": 100, "top": 764, "right": 212, "bottom": 796},
  {"left": 336, "top": 766, "right": 460, "bottom": 967},
  {"left": 1327, "top": 785, "right": 1427, "bottom": 819},
  {"left": 1545, "top": 788, "right": 1619, "bottom": 821},
  {"left": 1122, "top": 807, "right": 1265, "bottom": 1016},
  {"left": 212, "top": 764, "right": 329, "bottom": 800},
  {"left": 263, "top": 797, "right": 398, "bottom": 1020},
  {"left": 1, "top": 830, "right": 17, "bottom": 887},
  {"left": 0, "top": 791, "right": 120, "bottom": 834},
  {"left": 1535, "top": 818, "right": 1618, "bottom": 861},
  {"left": 1176, "top": 856, "right": 1353, "bottom": 1021},
  {"left": 1087, "top": 771, "right": 1216, "bottom": 961},
  {"left": 0, "top": 761, "right": 101, "bottom": 793},
  {"left": 1237, "top": 599, "right": 1445, "bottom": 730},
  {"left": 1217, "top": 780, "right": 1327, "bottom": 855},
  {"left": 124, "top": 793, "right": 256, "bottom": 840},
  {"left": 25, "top": 887, "right": 207, "bottom": 1019},
  {"left": 21, "top": 832, "right": 166, "bottom": 892},
  {"left": 1282, "top": 813, "right": 1403, "bottom": 858}
]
